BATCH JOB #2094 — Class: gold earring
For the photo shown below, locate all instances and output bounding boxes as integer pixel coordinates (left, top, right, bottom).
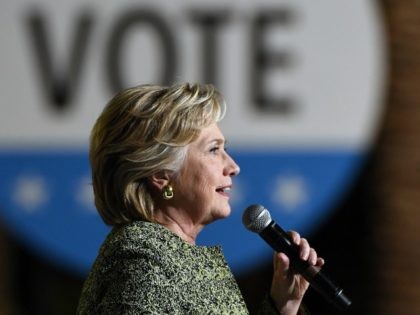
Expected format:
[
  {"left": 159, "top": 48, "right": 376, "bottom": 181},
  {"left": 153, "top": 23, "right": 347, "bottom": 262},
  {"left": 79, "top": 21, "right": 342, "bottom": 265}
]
[{"left": 162, "top": 185, "right": 174, "bottom": 200}]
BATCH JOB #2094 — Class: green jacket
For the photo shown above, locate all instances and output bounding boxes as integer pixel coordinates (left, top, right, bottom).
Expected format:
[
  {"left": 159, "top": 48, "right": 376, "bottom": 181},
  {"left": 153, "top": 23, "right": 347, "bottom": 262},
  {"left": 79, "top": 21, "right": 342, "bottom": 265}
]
[{"left": 77, "top": 221, "right": 279, "bottom": 314}]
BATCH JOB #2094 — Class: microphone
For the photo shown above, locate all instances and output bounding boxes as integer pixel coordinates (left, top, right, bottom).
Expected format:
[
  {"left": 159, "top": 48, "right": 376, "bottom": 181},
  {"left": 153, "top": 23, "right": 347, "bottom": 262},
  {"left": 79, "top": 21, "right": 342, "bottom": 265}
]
[{"left": 242, "top": 204, "right": 352, "bottom": 311}]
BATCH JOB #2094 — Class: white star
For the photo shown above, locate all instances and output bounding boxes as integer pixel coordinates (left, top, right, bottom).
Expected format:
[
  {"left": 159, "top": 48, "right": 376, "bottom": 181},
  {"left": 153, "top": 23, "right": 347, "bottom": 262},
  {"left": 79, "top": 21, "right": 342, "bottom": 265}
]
[
  {"left": 272, "top": 175, "right": 308, "bottom": 212},
  {"left": 75, "top": 176, "right": 96, "bottom": 212},
  {"left": 12, "top": 175, "right": 49, "bottom": 213}
]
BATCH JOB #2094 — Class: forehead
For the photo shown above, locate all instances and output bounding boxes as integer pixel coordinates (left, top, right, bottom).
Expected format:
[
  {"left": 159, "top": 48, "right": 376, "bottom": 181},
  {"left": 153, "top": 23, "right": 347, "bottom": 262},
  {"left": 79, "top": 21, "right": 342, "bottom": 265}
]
[{"left": 196, "top": 123, "right": 225, "bottom": 144}]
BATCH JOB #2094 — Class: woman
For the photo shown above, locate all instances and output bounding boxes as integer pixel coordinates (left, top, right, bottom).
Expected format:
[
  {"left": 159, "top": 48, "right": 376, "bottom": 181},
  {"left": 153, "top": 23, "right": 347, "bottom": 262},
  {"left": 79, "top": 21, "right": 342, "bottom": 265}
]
[{"left": 77, "top": 83, "right": 324, "bottom": 314}]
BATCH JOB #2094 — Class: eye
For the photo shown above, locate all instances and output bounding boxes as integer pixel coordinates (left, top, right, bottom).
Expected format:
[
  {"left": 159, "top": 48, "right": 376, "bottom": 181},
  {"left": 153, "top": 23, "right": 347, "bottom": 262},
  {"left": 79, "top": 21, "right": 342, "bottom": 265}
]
[{"left": 209, "top": 146, "right": 220, "bottom": 154}]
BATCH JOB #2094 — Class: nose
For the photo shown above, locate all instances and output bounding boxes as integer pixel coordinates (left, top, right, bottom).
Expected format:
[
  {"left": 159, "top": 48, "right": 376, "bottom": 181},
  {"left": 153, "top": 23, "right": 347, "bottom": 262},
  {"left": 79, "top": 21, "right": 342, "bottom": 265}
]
[{"left": 224, "top": 152, "right": 240, "bottom": 177}]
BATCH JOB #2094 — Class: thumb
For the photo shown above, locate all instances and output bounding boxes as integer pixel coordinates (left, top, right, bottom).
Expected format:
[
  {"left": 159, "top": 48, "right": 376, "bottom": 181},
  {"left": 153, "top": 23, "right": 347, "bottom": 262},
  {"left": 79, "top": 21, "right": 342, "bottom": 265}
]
[{"left": 273, "top": 252, "right": 291, "bottom": 278}]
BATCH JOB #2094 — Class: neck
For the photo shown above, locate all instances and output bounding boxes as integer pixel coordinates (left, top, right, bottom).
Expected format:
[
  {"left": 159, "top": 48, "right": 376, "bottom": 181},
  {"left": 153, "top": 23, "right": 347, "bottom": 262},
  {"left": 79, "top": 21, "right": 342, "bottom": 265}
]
[{"left": 154, "top": 208, "right": 203, "bottom": 245}]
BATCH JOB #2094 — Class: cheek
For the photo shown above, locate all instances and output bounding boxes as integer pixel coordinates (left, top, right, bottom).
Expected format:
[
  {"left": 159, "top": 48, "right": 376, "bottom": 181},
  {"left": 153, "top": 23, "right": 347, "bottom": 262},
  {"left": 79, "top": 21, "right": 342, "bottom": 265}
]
[
  {"left": 177, "top": 171, "right": 210, "bottom": 199},
  {"left": 178, "top": 158, "right": 220, "bottom": 199},
  {"left": 187, "top": 174, "right": 218, "bottom": 204},
  {"left": 193, "top": 176, "right": 213, "bottom": 196}
]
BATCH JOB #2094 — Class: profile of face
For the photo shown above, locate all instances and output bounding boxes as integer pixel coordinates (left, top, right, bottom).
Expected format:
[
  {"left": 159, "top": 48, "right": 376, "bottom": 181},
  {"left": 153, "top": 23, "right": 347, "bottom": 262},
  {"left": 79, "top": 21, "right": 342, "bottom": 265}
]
[{"left": 170, "top": 123, "right": 240, "bottom": 226}]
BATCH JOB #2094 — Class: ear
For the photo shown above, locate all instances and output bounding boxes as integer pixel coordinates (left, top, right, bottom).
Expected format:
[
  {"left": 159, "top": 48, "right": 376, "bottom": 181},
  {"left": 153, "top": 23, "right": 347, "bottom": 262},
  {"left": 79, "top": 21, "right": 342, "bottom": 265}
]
[{"left": 148, "top": 170, "right": 172, "bottom": 190}]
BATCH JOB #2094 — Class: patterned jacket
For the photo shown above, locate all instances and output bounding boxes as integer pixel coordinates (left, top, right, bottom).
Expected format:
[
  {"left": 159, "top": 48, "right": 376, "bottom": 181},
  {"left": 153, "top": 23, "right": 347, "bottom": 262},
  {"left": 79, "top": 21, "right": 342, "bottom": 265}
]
[{"left": 77, "top": 220, "right": 280, "bottom": 314}]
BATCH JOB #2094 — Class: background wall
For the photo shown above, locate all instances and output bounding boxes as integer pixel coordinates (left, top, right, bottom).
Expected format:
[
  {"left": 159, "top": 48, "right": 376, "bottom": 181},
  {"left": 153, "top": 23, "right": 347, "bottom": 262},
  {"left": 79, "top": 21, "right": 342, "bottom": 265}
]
[{"left": 0, "top": 0, "right": 419, "bottom": 314}]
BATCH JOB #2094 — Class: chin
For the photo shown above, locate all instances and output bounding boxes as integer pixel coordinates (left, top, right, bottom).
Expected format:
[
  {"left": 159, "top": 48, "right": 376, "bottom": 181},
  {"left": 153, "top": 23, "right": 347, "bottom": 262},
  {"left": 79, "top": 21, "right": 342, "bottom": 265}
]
[{"left": 214, "top": 206, "right": 232, "bottom": 220}]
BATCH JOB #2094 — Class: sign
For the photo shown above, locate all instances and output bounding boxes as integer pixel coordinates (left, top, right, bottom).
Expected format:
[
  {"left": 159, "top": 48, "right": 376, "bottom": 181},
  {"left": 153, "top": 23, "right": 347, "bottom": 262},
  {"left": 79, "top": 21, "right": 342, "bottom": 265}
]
[{"left": 0, "top": 0, "right": 386, "bottom": 275}]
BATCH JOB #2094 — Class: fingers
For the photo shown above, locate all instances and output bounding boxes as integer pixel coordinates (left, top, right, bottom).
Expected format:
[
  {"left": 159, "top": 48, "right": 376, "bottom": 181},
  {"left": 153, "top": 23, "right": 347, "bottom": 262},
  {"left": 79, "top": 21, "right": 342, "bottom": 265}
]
[
  {"left": 271, "top": 231, "right": 324, "bottom": 308},
  {"left": 287, "top": 231, "right": 325, "bottom": 267},
  {"left": 317, "top": 257, "right": 325, "bottom": 267}
]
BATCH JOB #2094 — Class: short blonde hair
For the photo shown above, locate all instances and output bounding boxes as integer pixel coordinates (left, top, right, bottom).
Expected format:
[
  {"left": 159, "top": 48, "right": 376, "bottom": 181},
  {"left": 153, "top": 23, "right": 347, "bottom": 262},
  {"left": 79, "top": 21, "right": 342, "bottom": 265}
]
[{"left": 90, "top": 83, "right": 226, "bottom": 225}]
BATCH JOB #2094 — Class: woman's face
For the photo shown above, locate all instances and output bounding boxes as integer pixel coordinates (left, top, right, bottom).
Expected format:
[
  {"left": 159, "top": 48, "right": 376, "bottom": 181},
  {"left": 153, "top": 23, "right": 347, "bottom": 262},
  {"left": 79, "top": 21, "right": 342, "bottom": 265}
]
[{"left": 172, "top": 123, "right": 240, "bottom": 225}]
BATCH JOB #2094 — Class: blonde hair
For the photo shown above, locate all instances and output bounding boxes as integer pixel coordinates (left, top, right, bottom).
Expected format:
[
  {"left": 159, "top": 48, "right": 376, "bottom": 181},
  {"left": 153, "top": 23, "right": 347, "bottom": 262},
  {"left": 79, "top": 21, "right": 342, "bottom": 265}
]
[{"left": 90, "top": 83, "right": 226, "bottom": 225}]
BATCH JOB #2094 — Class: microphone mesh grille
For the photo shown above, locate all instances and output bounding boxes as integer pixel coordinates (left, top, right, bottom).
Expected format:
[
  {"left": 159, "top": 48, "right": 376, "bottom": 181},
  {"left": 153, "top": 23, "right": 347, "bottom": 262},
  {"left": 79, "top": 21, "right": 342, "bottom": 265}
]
[{"left": 242, "top": 204, "right": 271, "bottom": 233}]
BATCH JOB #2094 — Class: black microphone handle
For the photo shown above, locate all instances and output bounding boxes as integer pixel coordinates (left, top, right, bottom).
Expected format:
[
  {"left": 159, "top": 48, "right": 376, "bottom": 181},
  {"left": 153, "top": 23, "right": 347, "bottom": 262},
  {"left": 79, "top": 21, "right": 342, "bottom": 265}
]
[{"left": 260, "top": 220, "right": 352, "bottom": 311}]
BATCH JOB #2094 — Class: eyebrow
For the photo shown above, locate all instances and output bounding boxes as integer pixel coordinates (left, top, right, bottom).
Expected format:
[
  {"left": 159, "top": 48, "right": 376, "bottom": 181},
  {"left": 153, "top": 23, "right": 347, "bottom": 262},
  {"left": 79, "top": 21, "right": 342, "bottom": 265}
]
[
  {"left": 198, "top": 137, "right": 225, "bottom": 148},
  {"left": 208, "top": 138, "right": 225, "bottom": 145}
]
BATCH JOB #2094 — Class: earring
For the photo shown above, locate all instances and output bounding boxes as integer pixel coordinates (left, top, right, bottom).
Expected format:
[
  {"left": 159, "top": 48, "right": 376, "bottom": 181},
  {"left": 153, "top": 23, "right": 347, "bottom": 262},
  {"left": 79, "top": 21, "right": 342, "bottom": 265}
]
[{"left": 162, "top": 185, "right": 174, "bottom": 200}]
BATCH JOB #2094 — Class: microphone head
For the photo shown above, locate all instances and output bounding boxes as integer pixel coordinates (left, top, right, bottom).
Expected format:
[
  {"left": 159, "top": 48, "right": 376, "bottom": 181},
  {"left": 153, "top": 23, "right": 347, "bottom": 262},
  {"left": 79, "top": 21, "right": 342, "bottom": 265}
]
[{"left": 242, "top": 204, "right": 272, "bottom": 233}]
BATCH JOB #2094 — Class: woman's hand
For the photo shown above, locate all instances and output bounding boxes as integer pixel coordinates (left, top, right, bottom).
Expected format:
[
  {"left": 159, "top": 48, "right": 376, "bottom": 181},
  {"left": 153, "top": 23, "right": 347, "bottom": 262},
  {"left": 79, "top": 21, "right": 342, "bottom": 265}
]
[{"left": 270, "top": 231, "right": 325, "bottom": 315}]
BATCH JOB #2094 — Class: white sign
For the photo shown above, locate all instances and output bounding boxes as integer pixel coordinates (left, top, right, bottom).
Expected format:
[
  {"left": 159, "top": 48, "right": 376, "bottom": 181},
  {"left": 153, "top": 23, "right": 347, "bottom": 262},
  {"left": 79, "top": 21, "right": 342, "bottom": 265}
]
[
  {"left": 0, "top": 0, "right": 386, "bottom": 275},
  {"left": 1, "top": 0, "right": 384, "bottom": 148}
]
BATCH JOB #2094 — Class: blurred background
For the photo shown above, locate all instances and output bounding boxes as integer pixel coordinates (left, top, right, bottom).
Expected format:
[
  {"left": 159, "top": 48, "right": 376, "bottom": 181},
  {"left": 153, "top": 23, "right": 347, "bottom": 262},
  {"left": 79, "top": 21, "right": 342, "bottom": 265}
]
[{"left": 0, "top": 0, "right": 419, "bottom": 314}]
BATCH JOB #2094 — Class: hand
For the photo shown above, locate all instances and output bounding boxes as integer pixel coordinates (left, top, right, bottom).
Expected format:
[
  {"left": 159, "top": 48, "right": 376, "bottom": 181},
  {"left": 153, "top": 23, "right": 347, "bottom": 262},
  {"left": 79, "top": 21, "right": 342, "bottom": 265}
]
[{"left": 270, "top": 231, "right": 325, "bottom": 315}]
